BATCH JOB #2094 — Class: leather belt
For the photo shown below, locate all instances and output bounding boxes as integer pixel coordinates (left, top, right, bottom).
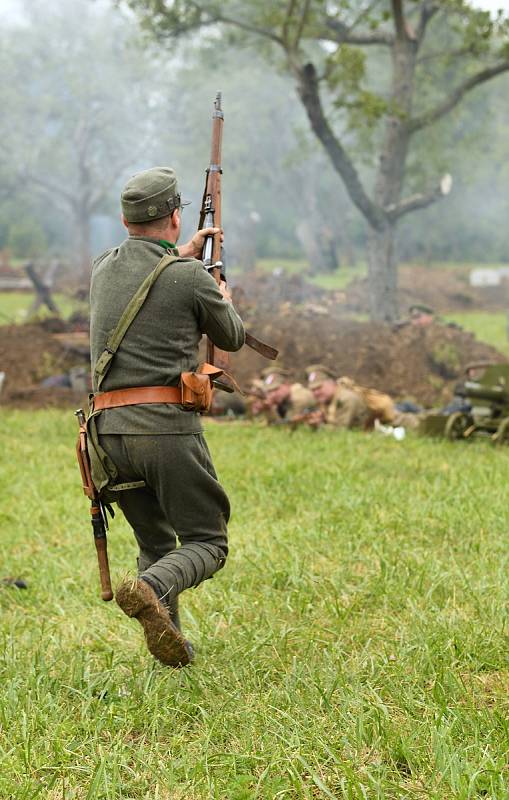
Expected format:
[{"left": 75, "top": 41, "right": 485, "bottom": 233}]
[{"left": 93, "top": 386, "right": 182, "bottom": 411}]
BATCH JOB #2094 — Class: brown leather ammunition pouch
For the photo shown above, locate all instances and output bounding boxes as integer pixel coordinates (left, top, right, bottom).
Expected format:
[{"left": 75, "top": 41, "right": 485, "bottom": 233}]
[
  {"left": 180, "top": 372, "right": 213, "bottom": 411},
  {"left": 180, "top": 362, "right": 225, "bottom": 412}
]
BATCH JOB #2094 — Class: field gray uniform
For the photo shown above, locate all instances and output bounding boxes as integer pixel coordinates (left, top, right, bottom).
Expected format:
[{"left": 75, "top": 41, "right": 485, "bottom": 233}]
[{"left": 90, "top": 235, "right": 244, "bottom": 618}]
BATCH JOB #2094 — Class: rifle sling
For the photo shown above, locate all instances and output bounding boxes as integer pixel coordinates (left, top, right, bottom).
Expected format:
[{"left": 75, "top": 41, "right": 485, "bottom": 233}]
[{"left": 245, "top": 331, "right": 278, "bottom": 361}]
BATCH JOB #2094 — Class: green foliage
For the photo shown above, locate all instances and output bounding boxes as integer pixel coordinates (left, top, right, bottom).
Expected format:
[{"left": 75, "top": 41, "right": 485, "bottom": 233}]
[
  {"left": 3, "top": 413, "right": 509, "bottom": 796},
  {"left": 345, "top": 90, "right": 389, "bottom": 130},
  {"left": 326, "top": 45, "right": 366, "bottom": 92}
]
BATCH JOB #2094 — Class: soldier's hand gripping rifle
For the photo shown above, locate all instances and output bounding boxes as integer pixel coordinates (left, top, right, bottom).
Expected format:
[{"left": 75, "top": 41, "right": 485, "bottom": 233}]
[
  {"left": 199, "top": 92, "right": 278, "bottom": 390},
  {"left": 74, "top": 409, "right": 114, "bottom": 601}
]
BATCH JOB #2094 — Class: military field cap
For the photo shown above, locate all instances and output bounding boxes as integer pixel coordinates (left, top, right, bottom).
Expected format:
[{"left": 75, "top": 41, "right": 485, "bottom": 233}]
[
  {"left": 121, "top": 166, "right": 190, "bottom": 224},
  {"left": 306, "top": 364, "right": 336, "bottom": 389},
  {"left": 260, "top": 366, "right": 289, "bottom": 379},
  {"left": 409, "top": 303, "right": 434, "bottom": 316},
  {"left": 263, "top": 368, "right": 289, "bottom": 391}
]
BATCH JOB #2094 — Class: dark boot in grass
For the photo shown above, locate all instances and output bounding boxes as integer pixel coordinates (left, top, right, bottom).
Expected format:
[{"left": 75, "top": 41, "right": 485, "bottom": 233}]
[
  {"left": 115, "top": 578, "right": 193, "bottom": 668},
  {"left": 1, "top": 577, "right": 27, "bottom": 589}
]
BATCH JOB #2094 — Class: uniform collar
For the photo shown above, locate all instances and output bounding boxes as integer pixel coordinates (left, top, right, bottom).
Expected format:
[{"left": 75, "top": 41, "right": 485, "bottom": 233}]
[{"left": 128, "top": 235, "right": 179, "bottom": 254}]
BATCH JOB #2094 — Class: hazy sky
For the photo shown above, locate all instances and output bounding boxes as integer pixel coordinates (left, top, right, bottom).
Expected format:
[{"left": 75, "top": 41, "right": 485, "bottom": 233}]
[
  {"left": 1, "top": 0, "right": 509, "bottom": 14},
  {"left": 475, "top": 0, "right": 509, "bottom": 8}
]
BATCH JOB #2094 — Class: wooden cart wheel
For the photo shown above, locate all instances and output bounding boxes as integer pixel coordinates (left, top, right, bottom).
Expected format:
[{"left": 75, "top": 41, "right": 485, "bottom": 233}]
[
  {"left": 493, "top": 416, "right": 509, "bottom": 446},
  {"left": 444, "top": 412, "right": 472, "bottom": 441}
]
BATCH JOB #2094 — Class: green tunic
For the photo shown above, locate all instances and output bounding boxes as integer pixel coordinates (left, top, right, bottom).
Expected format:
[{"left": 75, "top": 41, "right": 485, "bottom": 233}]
[{"left": 90, "top": 235, "right": 245, "bottom": 434}]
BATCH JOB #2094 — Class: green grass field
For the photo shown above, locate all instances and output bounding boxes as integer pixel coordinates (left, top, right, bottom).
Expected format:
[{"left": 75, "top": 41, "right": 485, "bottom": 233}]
[
  {"left": 445, "top": 312, "right": 509, "bottom": 358},
  {"left": 0, "top": 292, "right": 80, "bottom": 324},
  {"left": 2, "top": 412, "right": 509, "bottom": 798}
]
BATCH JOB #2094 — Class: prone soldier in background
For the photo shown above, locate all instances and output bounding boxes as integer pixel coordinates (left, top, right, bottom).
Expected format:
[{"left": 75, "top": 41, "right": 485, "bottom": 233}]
[
  {"left": 306, "top": 365, "right": 369, "bottom": 429},
  {"left": 306, "top": 365, "right": 421, "bottom": 430},
  {"left": 260, "top": 367, "right": 318, "bottom": 427}
]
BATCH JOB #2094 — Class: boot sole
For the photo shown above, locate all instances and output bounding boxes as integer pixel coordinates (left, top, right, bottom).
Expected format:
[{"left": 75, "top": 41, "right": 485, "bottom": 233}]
[{"left": 116, "top": 579, "right": 191, "bottom": 668}]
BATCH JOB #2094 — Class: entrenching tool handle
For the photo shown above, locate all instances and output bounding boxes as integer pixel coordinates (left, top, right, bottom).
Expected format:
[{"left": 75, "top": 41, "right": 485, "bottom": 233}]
[
  {"left": 75, "top": 410, "right": 114, "bottom": 602},
  {"left": 91, "top": 504, "right": 113, "bottom": 602}
]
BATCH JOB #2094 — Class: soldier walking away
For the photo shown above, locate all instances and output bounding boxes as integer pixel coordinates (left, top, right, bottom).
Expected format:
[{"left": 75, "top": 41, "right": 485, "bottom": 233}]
[{"left": 89, "top": 167, "right": 245, "bottom": 667}]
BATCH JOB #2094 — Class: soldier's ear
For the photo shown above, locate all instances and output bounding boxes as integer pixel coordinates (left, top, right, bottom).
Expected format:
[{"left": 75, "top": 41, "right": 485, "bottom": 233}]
[{"left": 121, "top": 214, "right": 129, "bottom": 230}]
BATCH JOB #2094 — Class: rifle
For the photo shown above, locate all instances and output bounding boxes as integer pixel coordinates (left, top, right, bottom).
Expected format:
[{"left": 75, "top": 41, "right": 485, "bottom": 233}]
[
  {"left": 199, "top": 92, "right": 278, "bottom": 390},
  {"left": 74, "top": 409, "right": 114, "bottom": 601},
  {"left": 275, "top": 410, "right": 324, "bottom": 431}
]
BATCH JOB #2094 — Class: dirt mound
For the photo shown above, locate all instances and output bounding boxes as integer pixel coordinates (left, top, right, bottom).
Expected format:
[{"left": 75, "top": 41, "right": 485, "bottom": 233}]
[
  {"left": 1, "top": 272, "right": 506, "bottom": 409},
  {"left": 230, "top": 306, "right": 505, "bottom": 406},
  {"left": 233, "top": 270, "right": 333, "bottom": 310},
  {"left": 345, "top": 265, "right": 509, "bottom": 314},
  {"left": 0, "top": 323, "right": 89, "bottom": 409}
]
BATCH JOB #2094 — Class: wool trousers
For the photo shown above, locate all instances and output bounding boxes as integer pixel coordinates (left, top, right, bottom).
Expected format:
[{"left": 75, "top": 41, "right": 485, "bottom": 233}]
[{"left": 99, "top": 433, "right": 229, "bottom": 616}]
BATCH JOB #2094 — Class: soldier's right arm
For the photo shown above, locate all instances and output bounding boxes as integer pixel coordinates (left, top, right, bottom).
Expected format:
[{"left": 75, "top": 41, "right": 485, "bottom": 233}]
[{"left": 192, "top": 263, "right": 245, "bottom": 352}]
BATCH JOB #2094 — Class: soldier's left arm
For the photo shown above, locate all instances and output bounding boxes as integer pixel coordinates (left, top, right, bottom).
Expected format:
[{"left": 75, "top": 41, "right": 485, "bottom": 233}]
[{"left": 192, "top": 263, "right": 245, "bottom": 352}]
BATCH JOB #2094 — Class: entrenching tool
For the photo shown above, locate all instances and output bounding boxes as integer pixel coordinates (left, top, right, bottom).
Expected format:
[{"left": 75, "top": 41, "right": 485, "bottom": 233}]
[{"left": 74, "top": 408, "right": 114, "bottom": 601}]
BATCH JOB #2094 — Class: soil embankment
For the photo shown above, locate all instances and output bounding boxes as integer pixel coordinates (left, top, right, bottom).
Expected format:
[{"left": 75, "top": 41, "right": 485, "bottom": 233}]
[{"left": 0, "top": 266, "right": 506, "bottom": 409}]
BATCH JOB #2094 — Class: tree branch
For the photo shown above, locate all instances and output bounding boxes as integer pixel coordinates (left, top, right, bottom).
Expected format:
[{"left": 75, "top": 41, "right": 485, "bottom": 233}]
[
  {"left": 186, "top": 0, "right": 284, "bottom": 45},
  {"left": 417, "top": 46, "right": 471, "bottom": 64},
  {"left": 28, "top": 173, "right": 75, "bottom": 205},
  {"left": 297, "top": 62, "right": 386, "bottom": 231},
  {"left": 294, "top": 0, "right": 312, "bottom": 49},
  {"left": 282, "top": 0, "right": 298, "bottom": 46},
  {"left": 321, "top": 16, "right": 394, "bottom": 46},
  {"left": 392, "top": 0, "right": 406, "bottom": 39},
  {"left": 392, "top": 0, "right": 417, "bottom": 42},
  {"left": 386, "top": 173, "right": 452, "bottom": 220},
  {"left": 409, "top": 60, "right": 509, "bottom": 133},
  {"left": 416, "top": 1, "right": 440, "bottom": 42}
]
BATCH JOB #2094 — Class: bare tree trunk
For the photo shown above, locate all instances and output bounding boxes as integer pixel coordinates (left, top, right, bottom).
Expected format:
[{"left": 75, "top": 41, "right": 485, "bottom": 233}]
[
  {"left": 367, "top": 224, "right": 398, "bottom": 321},
  {"left": 295, "top": 218, "right": 338, "bottom": 273},
  {"left": 369, "top": 33, "right": 417, "bottom": 320},
  {"left": 297, "top": 28, "right": 418, "bottom": 318}
]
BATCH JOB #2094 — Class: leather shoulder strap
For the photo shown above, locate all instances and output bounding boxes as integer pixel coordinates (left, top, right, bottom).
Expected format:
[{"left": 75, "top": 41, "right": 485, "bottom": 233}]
[{"left": 94, "top": 253, "right": 178, "bottom": 391}]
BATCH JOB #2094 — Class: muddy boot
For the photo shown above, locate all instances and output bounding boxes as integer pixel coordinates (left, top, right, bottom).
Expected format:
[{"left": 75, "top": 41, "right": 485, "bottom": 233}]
[
  {"left": 1, "top": 577, "right": 27, "bottom": 589},
  {"left": 115, "top": 578, "right": 193, "bottom": 668}
]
